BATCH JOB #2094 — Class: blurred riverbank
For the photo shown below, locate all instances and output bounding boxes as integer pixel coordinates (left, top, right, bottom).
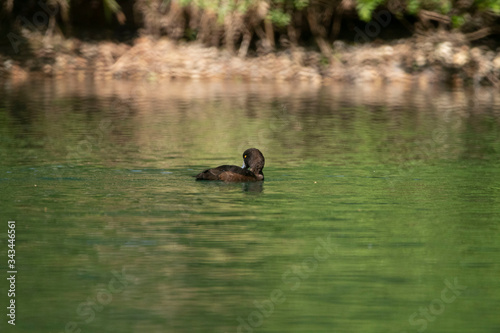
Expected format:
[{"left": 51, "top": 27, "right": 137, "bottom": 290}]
[{"left": 1, "top": 31, "right": 500, "bottom": 87}]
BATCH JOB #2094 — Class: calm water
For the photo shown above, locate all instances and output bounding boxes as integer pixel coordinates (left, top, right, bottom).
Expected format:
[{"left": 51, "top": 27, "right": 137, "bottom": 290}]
[{"left": 1, "top": 79, "right": 499, "bottom": 333}]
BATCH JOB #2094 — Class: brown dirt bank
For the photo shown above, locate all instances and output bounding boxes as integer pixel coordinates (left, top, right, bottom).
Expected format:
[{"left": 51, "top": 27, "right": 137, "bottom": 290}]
[{"left": 1, "top": 32, "right": 500, "bottom": 87}]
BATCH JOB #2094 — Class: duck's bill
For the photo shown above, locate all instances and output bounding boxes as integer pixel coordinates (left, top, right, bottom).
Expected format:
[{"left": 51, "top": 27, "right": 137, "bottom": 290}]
[{"left": 241, "top": 163, "right": 246, "bottom": 169}]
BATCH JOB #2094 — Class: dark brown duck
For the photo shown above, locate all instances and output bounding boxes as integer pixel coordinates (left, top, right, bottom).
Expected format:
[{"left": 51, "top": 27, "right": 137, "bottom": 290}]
[{"left": 195, "top": 148, "right": 265, "bottom": 182}]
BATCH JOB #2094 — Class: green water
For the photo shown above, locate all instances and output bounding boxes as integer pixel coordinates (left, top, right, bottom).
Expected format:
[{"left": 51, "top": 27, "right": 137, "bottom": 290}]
[{"left": 1, "top": 79, "right": 499, "bottom": 333}]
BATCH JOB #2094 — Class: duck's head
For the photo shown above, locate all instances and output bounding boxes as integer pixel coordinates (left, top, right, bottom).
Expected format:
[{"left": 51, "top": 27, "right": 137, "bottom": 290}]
[{"left": 242, "top": 148, "right": 265, "bottom": 179}]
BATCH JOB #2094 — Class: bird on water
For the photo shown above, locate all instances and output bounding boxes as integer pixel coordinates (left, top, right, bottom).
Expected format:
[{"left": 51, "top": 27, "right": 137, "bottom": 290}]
[{"left": 195, "top": 148, "right": 265, "bottom": 182}]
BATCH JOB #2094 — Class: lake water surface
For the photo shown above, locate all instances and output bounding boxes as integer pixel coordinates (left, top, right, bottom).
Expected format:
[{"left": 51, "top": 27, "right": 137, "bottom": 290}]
[{"left": 1, "top": 79, "right": 499, "bottom": 333}]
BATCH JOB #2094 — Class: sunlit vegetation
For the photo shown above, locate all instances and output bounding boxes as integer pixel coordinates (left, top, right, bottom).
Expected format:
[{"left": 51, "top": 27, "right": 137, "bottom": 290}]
[{"left": 1, "top": 0, "right": 499, "bottom": 56}]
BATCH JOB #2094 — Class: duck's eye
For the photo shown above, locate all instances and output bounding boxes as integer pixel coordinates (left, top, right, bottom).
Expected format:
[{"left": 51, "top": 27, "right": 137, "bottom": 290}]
[{"left": 244, "top": 155, "right": 247, "bottom": 158}]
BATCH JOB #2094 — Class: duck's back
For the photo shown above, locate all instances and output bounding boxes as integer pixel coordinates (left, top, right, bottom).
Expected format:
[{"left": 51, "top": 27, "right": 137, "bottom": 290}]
[{"left": 195, "top": 165, "right": 259, "bottom": 181}]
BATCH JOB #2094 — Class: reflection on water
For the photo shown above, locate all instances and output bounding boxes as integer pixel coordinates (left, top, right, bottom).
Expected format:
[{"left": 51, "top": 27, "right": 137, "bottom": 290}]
[{"left": 0, "top": 79, "right": 500, "bottom": 333}]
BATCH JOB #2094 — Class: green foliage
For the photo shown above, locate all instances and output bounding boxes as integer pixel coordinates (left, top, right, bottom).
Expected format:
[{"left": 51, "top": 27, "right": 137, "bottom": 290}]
[
  {"left": 293, "top": 0, "right": 309, "bottom": 10},
  {"left": 175, "top": 0, "right": 307, "bottom": 27},
  {"left": 356, "top": 0, "right": 385, "bottom": 21},
  {"left": 475, "top": 0, "right": 500, "bottom": 13},
  {"left": 440, "top": 0, "right": 452, "bottom": 13},
  {"left": 5, "top": 0, "right": 500, "bottom": 56},
  {"left": 406, "top": 0, "right": 453, "bottom": 15},
  {"left": 235, "top": 0, "right": 253, "bottom": 13},
  {"left": 103, "top": 0, "right": 121, "bottom": 21},
  {"left": 151, "top": 0, "right": 500, "bottom": 31},
  {"left": 406, "top": 0, "right": 419, "bottom": 14},
  {"left": 268, "top": 9, "right": 291, "bottom": 27},
  {"left": 451, "top": 14, "right": 466, "bottom": 28}
]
